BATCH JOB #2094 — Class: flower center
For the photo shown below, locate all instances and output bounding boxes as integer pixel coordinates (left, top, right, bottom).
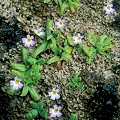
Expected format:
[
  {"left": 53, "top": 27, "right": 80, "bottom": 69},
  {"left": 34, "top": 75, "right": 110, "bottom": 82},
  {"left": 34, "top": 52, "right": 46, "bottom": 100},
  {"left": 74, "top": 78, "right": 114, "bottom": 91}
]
[
  {"left": 15, "top": 80, "right": 20, "bottom": 85},
  {"left": 59, "top": 21, "right": 63, "bottom": 26},
  {"left": 77, "top": 37, "right": 81, "bottom": 41},
  {"left": 53, "top": 91, "right": 57, "bottom": 95},
  {"left": 107, "top": 6, "right": 111, "bottom": 10},
  {"left": 37, "top": 30, "right": 41, "bottom": 34},
  {"left": 54, "top": 108, "right": 59, "bottom": 113},
  {"left": 27, "top": 38, "right": 31, "bottom": 43}
]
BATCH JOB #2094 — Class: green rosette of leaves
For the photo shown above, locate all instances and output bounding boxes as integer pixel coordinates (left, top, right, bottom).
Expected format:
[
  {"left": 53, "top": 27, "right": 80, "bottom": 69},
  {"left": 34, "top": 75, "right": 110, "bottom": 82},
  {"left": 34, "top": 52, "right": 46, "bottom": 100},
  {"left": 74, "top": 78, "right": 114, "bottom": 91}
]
[{"left": 81, "top": 32, "right": 114, "bottom": 64}]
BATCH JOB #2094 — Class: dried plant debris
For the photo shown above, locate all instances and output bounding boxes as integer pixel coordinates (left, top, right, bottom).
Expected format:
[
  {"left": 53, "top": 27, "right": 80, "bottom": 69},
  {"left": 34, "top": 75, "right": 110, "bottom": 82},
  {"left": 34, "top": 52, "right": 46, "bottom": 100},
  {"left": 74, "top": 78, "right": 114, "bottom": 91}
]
[
  {"left": 85, "top": 83, "right": 119, "bottom": 120},
  {"left": 0, "top": 16, "right": 27, "bottom": 51}
]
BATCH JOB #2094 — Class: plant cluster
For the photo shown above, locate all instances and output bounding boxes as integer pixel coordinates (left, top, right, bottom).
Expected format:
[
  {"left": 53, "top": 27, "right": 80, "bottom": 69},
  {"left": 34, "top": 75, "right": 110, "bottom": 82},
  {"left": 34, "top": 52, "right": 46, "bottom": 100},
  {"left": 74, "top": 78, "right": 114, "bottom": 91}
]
[
  {"left": 7, "top": 46, "right": 46, "bottom": 101},
  {"left": 6, "top": 1, "right": 116, "bottom": 119},
  {"left": 69, "top": 114, "right": 78, "bottom": 120},
  {"left": 66, "top": 73, "right": 84, "bottom": 90},
  {"left": 33, "top": 20, "right": 75, "bottom": 69},
  {"left": 44, "top": 0, "right": 80, "bottom": 16},
  {"left": 26, "top": 101, "right": 49, "bottom": 119},
  {"left": 80, "top": 32, "right": 114, "bottom": 64}
]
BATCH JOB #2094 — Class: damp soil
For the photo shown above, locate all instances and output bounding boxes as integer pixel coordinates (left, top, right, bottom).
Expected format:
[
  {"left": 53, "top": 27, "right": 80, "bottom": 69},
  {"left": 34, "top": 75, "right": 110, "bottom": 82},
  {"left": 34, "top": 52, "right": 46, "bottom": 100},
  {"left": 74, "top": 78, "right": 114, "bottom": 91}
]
[
  {"left": 0, "top": 16, "right": 27, "bottom": 51},
  {"left": 86, "top": 83, "right": 119, "bottom": 120}
]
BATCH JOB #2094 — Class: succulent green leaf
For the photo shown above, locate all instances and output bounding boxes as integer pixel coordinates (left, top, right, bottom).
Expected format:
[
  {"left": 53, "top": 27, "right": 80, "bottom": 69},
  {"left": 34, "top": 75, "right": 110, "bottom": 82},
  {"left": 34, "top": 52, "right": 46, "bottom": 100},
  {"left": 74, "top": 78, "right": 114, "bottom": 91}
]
[
  {"left": 67, "top": 36, "right": 74, "bottom": 46},
  {"left": 22, "top": 47, "right": 29, "bottom": 65},
  {"left": 47, "top": 33, "right": 53, "bottom": 40},
  {"left": 54, "top": 0, "right": 59, "bottom": 4},
  {"left": 87, "top": 32, "right": 98, "bottom": 46},
  {"left": 69, "top": 114, "right": 78, "bottom": 120},
  {"left": 61, "top": 52, "right": 72, "bottom": 61},
  {"left": 40, "top": 108, "right": 49, "bottom": 119},
  {"left": 56, "top": 34, "right": 61, "bottom": 41},
  {"left": 63, "top": 45, "right": 73, "bottom": 54},
  {"left": 102, "top": 44, "right": 114, "bottom": 51},
  {"left": 74, "top": 0, "right": 80, "bottom": 4},
  {"left": 103, "top": 37, "right": 114, "bottom": 46},
  {"left": 38, "top": 102, "right": 44, "bottom": 111},
  {"left": 37, "top": 58, "right": 46, "bottom": 65},
  {"left": 59, "top": 1, "right": 69, "bottom": 16},
  {"left": 96, "top": 35, "right": 114, "bottom": 56},
  {"left": 46, "top": 20, "right": 53, "bottom": 30},
  {"left": 50, "top": 43, "right": 59, "bottom": 54},
  {"left": 33, "top": 73, "right": 42, "bottom": 83},
  {"left": 21, "top": 85, "right": 29, "bottom": 96},
  {"left": 26, "top": 109, "right": 38, "bottom": 119},
  {"left": 47, "top": 56, "right": 60, "bottom": 64},
  {"left": 12, "top": 63, "right": 27, "bottom": 72},
  {"left": 68, "top": 0, "right": 80, "bottom": 9},
  {"left": 72, "top": 73, "right": 81, "bottom": 83},
  {"left": 23, "top": 77, "right": 33, "bottom": 85},
  {"left": 77, "top": 83, "right": 84, "bottom": 90},
  {"left": 82, "top": 45, "right": 96, "bottom": 64},
  {"left": 46, "top": 20, "right": 53, "bottom": 40},
  {"left": 28, "top": 86, "right": 40, "bottom": 101},
  {"left": 98, "top": 49, "right": 107, "bottom": 56},
  {"left": 66, "top": 82, "right": 75, "bottom": 90},
  {"left": 32, "top": 41, "right": 48, "bottom": 58},
  {"left": 96, "top": 35, "right": 107, "bottom": 49},
  {"left": 12, "top": 70, "right": 24, "bottom": 78},
  {"left": 30, "top": 101, "right": 38, "bottom": 109},
  {"left": 67, "top": 74, "right": 84, "bottom": 91},
  {"left": 44, "top": 0, "right": 51, "bottom": 3},
  {"left": 27, "top": 57, "right": 37, "bottom": 65}
]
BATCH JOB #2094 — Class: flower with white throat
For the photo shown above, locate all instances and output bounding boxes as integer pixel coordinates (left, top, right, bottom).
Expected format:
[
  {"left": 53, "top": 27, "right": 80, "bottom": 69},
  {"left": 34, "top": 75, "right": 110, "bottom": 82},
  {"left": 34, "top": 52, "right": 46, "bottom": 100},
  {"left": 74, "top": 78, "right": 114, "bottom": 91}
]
[
  {"left": 48, "top": 88, "right": 60, "bottom": 100},
  {"left": 73, "top": 33, "right": 84, "bottom": 45},
  {"left": 104, "top": 3, "right": 115, "bottom": 15},
  {"left": 55, "top": 18, "right": 66, "bottom": 29},
  {"left": 49, "top": 105, "right": 62, "bottom": 118},
  {"left": 22, "top": 35, "right": 36, "bottom": 47},
  {"left": 34, "top": 27, "right": 45, "bottom": 37},
  {"left": 10, "top": 76, "right": 23, "bottom": 90}
]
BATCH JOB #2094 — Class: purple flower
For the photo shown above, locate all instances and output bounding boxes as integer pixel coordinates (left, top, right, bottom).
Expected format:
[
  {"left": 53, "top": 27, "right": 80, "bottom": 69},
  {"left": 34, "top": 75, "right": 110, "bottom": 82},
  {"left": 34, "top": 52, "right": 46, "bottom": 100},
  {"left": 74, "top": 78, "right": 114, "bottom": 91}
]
[
  {"left": 73, "top": 33, "right": 84, "bottom": 45},
  {"left": 49, "top": 105, "right": 62, "bottom": 118},
  {"left": 48, "top": 88, "right": 60, "bottom": 100},
  {"left": 55, "top": 18, "right": 66, "bottom": 29},
  {"left": 104, "top": 3, "right": 115, "bottom": 15},
  {"left": 10, "top": 76, "right": 23, "bottom": 90},
  {"left": 22, "top": 35, "right": 36, "bottom": 47},
  {"left": 34, "top": 27, "right": 45, "bottom": 36}
]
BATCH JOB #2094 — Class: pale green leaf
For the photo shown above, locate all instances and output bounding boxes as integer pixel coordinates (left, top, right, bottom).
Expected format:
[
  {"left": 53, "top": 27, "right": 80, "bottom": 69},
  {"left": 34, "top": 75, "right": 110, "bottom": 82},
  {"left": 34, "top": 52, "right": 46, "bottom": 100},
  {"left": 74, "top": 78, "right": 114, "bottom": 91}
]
[
  {"left": 22, "top": 47, "right": 29, "bottom": 65},
  {"left": 67, "top": 36, "right": 74, "bottom": 46},
  {"left": 32, "top": 41, "right": 48, "bottom": 58},
  {"left": 37, "top": 58, "right": 46, "bottom": 65},
  {"left": 47, "top": 56, "right": 60, "bottom": 64},
  {"left": 12, "top": 63, "right": 27, "bottom": 72},
  {"left": 12, "top": 70, "right": 24, "bottom": 78},
  {"left": 21, "top": 85, "right": 29, "bottom": 96},
  {"left": 44, "top": 0, "right": 51, "bottom": 3},
  {"left": 28, "top": 86, "right": 40, "bottom": 101},
  {"left": 63, "top": 45, "right": 73, "bottom": 54},
  {"left": 61, "top": 52, "right": 72, "bottom": 61},
  {"left": 87, "top": 32, "right": 98, "bottom": 46},
  {"left": 26, "top": 109, "right": 38, "bottom": 119}
]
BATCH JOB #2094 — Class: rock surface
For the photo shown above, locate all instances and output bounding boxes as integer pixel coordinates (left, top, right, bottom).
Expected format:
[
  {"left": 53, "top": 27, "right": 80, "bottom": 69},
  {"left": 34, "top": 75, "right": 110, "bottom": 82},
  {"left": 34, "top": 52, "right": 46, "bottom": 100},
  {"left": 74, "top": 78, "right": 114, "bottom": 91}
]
[{"left": 0, "top": 0, "right": 120, "bottom": 119}]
